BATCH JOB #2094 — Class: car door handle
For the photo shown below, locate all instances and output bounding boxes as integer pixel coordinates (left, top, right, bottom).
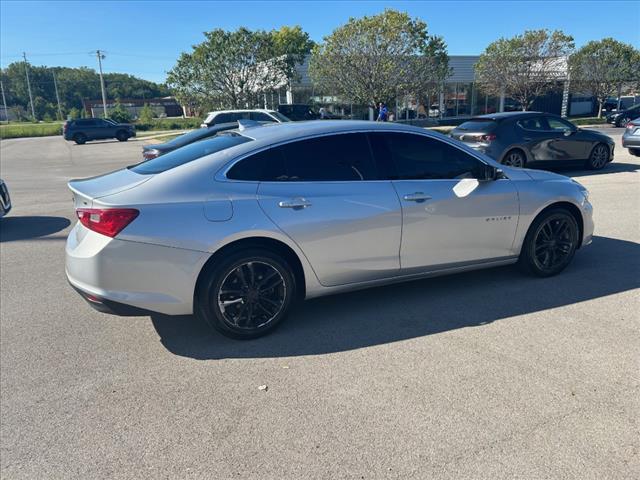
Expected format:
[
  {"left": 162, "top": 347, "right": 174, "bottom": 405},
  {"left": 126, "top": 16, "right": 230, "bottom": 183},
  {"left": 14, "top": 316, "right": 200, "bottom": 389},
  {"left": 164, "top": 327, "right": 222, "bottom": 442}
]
[
  {"left": 402, "top": 192, "right": 432, "bottom": 202},
  {"left": 278, "top": 197, "right": 312, "bottom": 209}
]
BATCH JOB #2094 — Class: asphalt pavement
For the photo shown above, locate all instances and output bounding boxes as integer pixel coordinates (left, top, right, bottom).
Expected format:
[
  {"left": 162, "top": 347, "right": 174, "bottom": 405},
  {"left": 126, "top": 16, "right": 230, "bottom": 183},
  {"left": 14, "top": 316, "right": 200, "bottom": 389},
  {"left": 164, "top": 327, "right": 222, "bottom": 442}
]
[{"left": 1, "top": 129, "right": 639, "bottom": 479}]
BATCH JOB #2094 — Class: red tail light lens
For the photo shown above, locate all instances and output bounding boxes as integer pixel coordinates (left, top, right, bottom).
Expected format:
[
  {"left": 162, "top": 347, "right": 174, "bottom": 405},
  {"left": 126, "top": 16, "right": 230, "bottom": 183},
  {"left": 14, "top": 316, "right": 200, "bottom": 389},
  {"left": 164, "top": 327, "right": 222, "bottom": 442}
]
[
  {"left": 627, "top": 123, "right": 635, "bottom": 130},
  {"left": 76, "top": 208, "right": 139, "bottom": 237},
  {"left": 480, "top": 134, "right": 497, "bottom": 142}
]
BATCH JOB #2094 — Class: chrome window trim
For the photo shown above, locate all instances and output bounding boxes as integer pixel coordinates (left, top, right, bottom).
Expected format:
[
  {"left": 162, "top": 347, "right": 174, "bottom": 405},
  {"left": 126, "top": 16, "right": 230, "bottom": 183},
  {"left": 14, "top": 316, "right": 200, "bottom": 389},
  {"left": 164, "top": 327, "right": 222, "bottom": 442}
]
[{"left": 215, "top": 128, "right": 496, "bottom": 183}]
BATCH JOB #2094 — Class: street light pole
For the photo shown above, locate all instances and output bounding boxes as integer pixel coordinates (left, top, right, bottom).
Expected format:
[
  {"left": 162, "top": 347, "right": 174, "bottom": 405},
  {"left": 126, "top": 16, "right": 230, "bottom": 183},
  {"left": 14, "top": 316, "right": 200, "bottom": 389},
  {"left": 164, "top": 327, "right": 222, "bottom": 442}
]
[
  {"left": 23, "top": 52, "right": 36, "bottom": 120},
  {"left": 52, "top": 69, "right": 63, "bottom": 121},
  {"left": 95, "top": 50, "right": 108, "bottom": 118}
]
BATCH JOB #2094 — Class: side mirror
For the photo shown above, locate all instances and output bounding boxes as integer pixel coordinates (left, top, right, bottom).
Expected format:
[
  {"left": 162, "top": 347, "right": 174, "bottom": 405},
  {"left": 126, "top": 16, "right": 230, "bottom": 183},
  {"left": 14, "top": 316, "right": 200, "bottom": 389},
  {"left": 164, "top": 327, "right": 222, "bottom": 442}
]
[
  {"left": 478, "top": 164, "right": 502, "bottom": 181},
  {"left": 563, "top": 128, "right": 574, "bottom": 136}
]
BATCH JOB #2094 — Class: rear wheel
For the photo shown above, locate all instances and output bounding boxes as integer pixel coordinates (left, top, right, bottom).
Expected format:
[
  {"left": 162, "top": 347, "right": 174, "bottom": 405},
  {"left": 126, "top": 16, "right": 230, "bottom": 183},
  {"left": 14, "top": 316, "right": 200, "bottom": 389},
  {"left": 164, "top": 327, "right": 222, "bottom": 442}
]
[
  {"left": 196, "top": 248, "right": 296, "bottom": 339},
  {"left": 629, "top": 148, "right": 640, "bottom": 157},
  {"left": 116, "top": 130, "right": 129, "bottom": 142},
  {"left": 519, "top": 208, "right": 579, "bottom": 277},
  {"left": 73, "top": 133, "right": 87, "bottom": 145},
  {"left": 502, "top": 149, "right": 526, "bottom": 168},
  {"left": 586, "top": 143, "right": 609, "bottom": 170}
]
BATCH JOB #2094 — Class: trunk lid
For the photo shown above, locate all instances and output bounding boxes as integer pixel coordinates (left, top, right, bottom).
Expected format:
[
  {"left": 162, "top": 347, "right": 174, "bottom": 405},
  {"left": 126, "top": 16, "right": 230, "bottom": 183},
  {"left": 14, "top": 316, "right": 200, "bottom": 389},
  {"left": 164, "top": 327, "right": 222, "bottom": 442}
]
[{"left": 68, "top": 168, "right": 151, "bottom": 208}]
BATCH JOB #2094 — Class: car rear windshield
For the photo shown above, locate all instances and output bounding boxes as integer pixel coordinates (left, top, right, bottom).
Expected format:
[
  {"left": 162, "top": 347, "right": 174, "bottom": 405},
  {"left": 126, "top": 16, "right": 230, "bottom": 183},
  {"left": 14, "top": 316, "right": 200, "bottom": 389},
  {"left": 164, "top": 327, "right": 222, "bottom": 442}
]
[
  {"left": 130, "top": 133, "right": 251, "bottom": 174},
  {"left": 455, "top": 120, "right": 497, "bottom": 132}
]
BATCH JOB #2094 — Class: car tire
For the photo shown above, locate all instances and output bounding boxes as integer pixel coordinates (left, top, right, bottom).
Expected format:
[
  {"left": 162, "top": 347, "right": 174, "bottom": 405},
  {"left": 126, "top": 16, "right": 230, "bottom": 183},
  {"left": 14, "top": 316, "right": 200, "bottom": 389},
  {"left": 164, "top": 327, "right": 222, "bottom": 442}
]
[
  {"left": 586, "top": 143, "right": 609, "bottom": 170},
  {"left": 116, "top": 131, "right": 129, "bottom": 142},
  {"left": 73, "top": 133, "right": 87, "bottom": 145},
  {"left": 518, "top": 207, "right": 579, "bottom": 277},
  {"left": 195, "top": 248, "right": 296, "bottom": 339},
  {"left": 629, "top": 148, "right": 640, "bottom": 157},
  {"left": 501, "top": 149, "right": 526, "bottom": 168}
]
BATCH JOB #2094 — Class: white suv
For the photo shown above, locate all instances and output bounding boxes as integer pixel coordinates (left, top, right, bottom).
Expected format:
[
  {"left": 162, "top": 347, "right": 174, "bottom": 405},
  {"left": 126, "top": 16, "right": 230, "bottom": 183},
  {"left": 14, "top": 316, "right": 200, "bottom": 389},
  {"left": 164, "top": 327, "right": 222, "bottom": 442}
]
[{"left": 200, "top": 109, "right": 290, "bottom": 128}]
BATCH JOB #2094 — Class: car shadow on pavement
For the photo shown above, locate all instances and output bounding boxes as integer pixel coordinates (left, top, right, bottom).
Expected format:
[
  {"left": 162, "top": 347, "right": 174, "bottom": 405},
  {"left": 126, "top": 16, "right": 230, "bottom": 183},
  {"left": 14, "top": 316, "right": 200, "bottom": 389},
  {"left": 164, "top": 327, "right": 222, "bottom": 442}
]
[
  {"left": 553, "top": 162, "right": 640, "bottom": 178},
  {"left": 0, "top": 216, "right": 71, "bottom": 242},
  {"left": 151, "top": 235, "right": 640, "bottom": 360}
]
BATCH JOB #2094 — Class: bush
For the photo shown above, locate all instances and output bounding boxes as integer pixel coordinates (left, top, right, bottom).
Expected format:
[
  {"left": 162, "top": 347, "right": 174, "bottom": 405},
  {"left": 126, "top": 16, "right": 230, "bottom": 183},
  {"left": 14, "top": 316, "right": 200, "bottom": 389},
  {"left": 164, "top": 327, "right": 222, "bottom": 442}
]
[
  {"left": 108, "top": 102, "right": 132, "bottom": 123},
  {"left": 133, "top": 117, "right": 203, "bottom": 131},
  {"left": 138, "top": 103, "right": 156, "bottom": 124},
  {"left": 569, "top": 117, "right": 607, "bottom": 126}
]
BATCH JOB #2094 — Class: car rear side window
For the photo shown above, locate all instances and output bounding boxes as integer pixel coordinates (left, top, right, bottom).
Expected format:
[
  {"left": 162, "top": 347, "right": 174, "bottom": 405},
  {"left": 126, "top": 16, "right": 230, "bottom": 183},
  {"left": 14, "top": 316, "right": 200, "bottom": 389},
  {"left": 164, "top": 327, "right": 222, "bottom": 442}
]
[
  {"left": 130, "top": 133, "right": 252, "bottom": 174},
  {"left": 369, "top": 132, "right": 483, "bottom": 180},
  {"left": 517, "top": 117, "right": 546, "bottom": 130},
  {"left": 281, "top": 133, "right": 377, "bottom": 181},
  {"left": 227, "top": 133, "right": 377, "bottom": 182},
  {"left": 227, "top": 148, "right": 287, "bottom": 181}
]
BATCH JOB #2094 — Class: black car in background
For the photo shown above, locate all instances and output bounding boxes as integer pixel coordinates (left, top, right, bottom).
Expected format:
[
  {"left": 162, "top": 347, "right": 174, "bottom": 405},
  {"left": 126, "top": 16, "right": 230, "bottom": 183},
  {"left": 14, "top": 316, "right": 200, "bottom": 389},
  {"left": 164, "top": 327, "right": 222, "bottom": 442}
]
[
  {"left": 277, "top": 104, "right": 319, "bottom": 121},
  {"left": 142, "top": 122, "right": 238, "bottom": 160},
  {"left": 606, "top": 104, "right": 640, "bottom": 127},
  {"left": 450, "top": 112, "right": 615, "bottom": 170},
  {"left": 63, "top": 118, "right": 136, "bottom": 144},
  {"left": 622, "top": 119, "right": 640, "bottom": 156}
]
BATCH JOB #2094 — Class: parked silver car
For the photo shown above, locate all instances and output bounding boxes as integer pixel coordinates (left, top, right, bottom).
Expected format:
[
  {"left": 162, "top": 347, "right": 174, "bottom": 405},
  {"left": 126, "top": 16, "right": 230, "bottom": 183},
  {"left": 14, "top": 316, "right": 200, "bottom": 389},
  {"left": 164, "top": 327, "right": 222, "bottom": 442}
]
[
  {"left": 66, "top": 121, "right": 594, "bottom": 339},
  {"left": 0, "top": 179, "right": 11, "bottom": 217}
]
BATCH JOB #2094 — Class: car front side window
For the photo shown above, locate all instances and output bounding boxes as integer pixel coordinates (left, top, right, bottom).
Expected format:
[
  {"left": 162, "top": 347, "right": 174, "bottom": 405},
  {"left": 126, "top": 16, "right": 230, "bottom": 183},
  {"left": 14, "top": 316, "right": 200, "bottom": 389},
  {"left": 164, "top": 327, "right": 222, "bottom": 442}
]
[{"left": 370, "top": 132, "right": 484, "bottom": 180}]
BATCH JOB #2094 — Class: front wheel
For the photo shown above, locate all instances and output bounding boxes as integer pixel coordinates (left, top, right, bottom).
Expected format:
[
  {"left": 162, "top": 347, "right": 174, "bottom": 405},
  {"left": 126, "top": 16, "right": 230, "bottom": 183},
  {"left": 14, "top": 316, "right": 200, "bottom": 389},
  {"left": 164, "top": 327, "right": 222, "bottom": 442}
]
[
  {"left": 116, "top": 131, "right": 129, "bottom": 142},
  {"left": 618, "top": 116, "right": 631, "bottom": 127},
  {"left": 519, "top": 208, "right": 579, "bottom": 277},
  {"left": 629, "top": 148, "right": 640, "bottom": 157},
  {"left": 196, "top": 249, "right": 296, "bottom": 339},
  {"left": 586, "top": 143, "right": 609, "bottom": 170},
  {"left": 73, "top": 133, "right": 87, "bottom": 145}
]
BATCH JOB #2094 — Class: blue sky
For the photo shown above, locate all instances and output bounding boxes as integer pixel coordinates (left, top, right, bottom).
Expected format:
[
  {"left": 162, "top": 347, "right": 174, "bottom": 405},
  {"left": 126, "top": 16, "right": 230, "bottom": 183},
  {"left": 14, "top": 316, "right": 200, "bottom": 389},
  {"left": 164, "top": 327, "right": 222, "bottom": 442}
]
[{"left": 1, "top": 0, "right": 639, "bottom": 83}]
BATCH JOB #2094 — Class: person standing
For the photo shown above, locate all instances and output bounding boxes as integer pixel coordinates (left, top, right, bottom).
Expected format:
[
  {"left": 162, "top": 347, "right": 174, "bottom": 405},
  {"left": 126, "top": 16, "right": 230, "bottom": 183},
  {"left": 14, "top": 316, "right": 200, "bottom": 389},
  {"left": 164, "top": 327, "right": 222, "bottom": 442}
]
[{"left": 376, "top": 102, "right": 388, "bottom": 122}]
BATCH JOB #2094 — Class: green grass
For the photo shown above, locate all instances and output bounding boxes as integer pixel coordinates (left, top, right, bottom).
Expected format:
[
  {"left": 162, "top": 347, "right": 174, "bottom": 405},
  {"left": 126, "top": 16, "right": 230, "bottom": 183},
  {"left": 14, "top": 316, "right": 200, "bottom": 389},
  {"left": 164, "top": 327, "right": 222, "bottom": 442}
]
[
  {"left": 0, "top": 122, "right": 64, "bottom": 139},
  {"left": 569, "top": 117, "right": 607, "bottom": 126}
]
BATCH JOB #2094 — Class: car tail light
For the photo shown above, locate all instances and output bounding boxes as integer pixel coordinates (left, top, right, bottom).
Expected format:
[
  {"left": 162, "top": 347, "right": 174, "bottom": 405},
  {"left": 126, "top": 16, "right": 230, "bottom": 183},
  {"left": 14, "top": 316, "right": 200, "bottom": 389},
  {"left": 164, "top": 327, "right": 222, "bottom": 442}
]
[
  {"left": 626, "top": 123, "right": 635, "bottom": 130},
  {"left": 76, "top": 208, "right": 139, "bottom": 237},
  {"left": 480, "top": 134, "right": 496, "bottom": 142},
  {"left": 143, "top": 149, "right": 159, "bottom": 160}
]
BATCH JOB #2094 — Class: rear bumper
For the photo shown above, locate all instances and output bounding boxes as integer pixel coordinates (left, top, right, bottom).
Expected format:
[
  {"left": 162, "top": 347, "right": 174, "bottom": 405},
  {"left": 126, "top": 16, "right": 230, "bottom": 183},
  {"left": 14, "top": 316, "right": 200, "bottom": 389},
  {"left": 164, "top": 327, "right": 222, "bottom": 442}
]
[
  {"left": 622, "top": 134, "right": 640, "bottom": 148},
  {"left": 65, "top": 223, "right": 208, "bottom": 316}
]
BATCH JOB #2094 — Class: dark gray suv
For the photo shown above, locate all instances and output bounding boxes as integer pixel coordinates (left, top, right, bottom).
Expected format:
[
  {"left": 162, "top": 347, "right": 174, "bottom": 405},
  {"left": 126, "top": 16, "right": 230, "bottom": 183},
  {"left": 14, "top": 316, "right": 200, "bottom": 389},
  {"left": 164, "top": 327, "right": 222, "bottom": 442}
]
[{"left": 450, "top": 112, "right": 615, "bottom": 170}]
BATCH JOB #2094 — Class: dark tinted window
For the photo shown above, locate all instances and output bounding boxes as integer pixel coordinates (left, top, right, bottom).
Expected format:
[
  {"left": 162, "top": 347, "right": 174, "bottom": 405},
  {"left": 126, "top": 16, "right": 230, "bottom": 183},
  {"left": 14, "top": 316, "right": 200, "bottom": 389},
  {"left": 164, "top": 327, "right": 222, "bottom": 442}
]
[
  {"left": 281, "top": 133, "right": 376, "bottom": 181},
  {"left": 130, "top": 133, "right": 251, "bottom": 174},
  {"left": 214, "top": 113, "right": 233, "bottom": 124},
  {"left": 370, "top": 132, "right": 482, "bottom": 180},
  {"left": 75, "top": 119, "right": 96, "bottom": 126},
  {"left": 456, "top": 119, "right": 497, "bottom": 132},
  {"left": 250, "top": 112, "right": 275, "bottom": 122},
  {"left": 517, "top": 117, "right": 546, "bottom": 130},
  {"left": 227, "top": 148, "right": 286, "bottom": 181}
]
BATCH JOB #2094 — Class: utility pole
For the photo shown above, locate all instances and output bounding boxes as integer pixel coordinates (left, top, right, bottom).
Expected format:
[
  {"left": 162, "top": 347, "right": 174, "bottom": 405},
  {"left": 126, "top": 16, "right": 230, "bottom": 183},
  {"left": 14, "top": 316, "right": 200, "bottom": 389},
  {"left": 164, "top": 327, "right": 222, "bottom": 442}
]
[
  {"left": 0, "top": 80, "right": 8, "bottom": 123},
  {"left": 95, "top": 50, "right": 108, "bottom": 118},
  {"left": 52, "top": 69, "right": 63, "bottom": 121},
  {"left": 23, "top": 52, "right": 36, "bottom": 120}
]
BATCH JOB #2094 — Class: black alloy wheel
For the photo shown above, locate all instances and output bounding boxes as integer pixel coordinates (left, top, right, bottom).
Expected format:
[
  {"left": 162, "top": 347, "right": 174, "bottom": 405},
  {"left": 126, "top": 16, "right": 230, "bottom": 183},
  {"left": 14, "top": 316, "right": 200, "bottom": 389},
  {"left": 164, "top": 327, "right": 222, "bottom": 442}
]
[
  {"left": 587, "top": 144, "right": 609, "bottom": 170},
  {"left": 519, "top": 208, "right": 579, "bottom": 277},
  {"left": 196, "top": 249, "right": 295, "bottom": 339}
]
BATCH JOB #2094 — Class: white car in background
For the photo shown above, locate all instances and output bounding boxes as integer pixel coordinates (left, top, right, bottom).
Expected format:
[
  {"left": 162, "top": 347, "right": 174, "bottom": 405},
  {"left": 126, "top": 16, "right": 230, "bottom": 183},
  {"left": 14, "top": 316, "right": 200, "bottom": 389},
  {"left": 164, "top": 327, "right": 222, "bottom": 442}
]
[{"left": 200, "top": 109, "right": 290, "bottom": 128}]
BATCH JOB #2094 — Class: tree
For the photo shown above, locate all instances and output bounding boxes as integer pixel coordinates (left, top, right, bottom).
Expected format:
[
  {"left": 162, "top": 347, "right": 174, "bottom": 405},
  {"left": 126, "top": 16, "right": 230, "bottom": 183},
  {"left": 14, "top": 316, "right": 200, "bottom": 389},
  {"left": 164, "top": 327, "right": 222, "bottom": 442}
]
[
  {"left": 108, "top": 101, "right": 131, "bottom": 123},
  {"left": 569, "top": 38, "right": 640, "bottom": 117},
  {"left": 138, "top": 103, "right": 156, "bottom": 123},
  {"left": 475, "top": 29, "right": 574, "bottom": 111},
  {"left": 0, "top": 64, "right": 169, "bottom": 120},
  {"left": 167, "top": 27, "right": 294, "bottom": 111},
  {"left": 308, "top": 9, "right": 450, "bottom": 109},
  {"left": 270, "top": 26, "right": 315, "bottom": 85}
]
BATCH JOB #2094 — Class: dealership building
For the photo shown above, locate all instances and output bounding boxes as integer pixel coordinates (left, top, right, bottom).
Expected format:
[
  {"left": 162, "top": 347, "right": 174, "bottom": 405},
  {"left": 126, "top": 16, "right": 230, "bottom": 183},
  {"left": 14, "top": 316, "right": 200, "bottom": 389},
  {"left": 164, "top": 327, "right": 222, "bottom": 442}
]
[{"left": 285, "top": 55, "right": 594, "bottom": 120}]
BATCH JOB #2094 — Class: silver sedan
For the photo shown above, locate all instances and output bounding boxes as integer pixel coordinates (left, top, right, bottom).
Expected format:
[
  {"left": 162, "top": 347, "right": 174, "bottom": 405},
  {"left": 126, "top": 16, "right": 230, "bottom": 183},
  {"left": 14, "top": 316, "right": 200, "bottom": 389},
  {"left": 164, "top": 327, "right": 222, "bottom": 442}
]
[{"left": 66, "top": 120, "right": 594, "bottom": 339}]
